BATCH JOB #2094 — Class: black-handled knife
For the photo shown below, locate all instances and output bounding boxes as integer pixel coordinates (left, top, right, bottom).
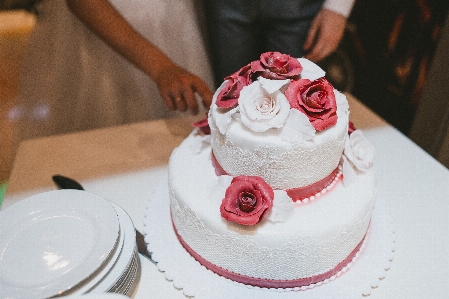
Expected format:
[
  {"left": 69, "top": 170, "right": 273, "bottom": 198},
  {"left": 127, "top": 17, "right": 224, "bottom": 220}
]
[
  {"left": 52, "top": 175, "right": 84, "bottom": 190},
  {"left": 52, "top": 174, "right": 157, "bottom": 265}
]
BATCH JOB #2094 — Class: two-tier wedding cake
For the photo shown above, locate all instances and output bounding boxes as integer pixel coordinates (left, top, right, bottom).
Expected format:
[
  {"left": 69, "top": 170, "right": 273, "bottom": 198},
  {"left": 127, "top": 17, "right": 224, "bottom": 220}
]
[{"left": 168, "top": 52, "right": 375, "bottom": 288}]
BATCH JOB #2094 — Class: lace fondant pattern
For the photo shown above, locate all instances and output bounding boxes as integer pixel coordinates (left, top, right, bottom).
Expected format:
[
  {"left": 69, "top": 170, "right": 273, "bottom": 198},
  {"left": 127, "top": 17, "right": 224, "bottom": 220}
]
[
  {"left": 211, "top": 130, "right": 345, "bottom": 190},
  {"left": 169, "top": 183, "right": 373, "bottom": 280}
]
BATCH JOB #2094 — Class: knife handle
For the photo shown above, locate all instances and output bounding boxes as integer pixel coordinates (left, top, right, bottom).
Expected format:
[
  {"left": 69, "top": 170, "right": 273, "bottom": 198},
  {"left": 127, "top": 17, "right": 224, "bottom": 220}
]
[{"left": 52, "top": 175, "right": 85, "bottom": 190}]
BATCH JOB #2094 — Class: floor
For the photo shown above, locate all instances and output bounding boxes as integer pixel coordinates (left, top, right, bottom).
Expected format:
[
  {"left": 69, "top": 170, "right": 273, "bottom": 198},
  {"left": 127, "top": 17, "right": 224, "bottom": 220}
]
[{"left": 0, "top": 10, "right": 35, "bottom": 187}]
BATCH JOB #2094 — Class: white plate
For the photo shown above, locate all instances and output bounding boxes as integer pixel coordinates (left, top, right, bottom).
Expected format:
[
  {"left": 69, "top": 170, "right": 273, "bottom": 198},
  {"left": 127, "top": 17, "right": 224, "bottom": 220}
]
[
  {"left": 65, "top": 293, "right": 129, "bottom": 299},
  {"left": 0, "top": 190, "right": 120, "bottom": 299},
  {"left": 90, "top": 202, "right": 136, "bottom": 293},
  {"left": 71, "top": 203, "right": 126, "bottom": 295}
]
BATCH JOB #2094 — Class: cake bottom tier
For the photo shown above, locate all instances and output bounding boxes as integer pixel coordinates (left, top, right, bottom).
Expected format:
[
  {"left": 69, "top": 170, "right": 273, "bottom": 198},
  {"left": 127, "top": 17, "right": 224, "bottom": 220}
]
[{"left": 168, "top": 132, "right": 376, "bottom": 287}]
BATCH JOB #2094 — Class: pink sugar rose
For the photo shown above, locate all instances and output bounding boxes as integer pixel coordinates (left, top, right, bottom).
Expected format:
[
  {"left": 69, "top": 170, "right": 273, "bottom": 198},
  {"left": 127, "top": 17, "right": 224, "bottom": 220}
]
[
  {"left": 285, "top": 78, "right": 337, "bottom": 131},
  {"left": 251, "top": 52, "right": 302, "bottom": 80},
  {"left": 216, "top": 64, "right": 252, "bottom": 109},
  {"left": 215, "top": 76, "right": 248, "bottom": 109},
  {"left": 348, "top": 121, "right": 356, "bottom": 134},
  {"left": 227, "top": 63, "right": 253, "bottom": 82},
  {"left": 192, "top": 117, "right": 210, "bottom": 134},
  {"left": 220, "top": 176, "right": 274, "bottom": 226}
]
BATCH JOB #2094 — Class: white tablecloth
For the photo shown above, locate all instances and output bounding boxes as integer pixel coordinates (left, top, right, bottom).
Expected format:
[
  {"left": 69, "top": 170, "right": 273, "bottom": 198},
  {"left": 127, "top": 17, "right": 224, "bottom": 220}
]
[{"left": 3, "top": 96, "right": 449, "bottom": 298}]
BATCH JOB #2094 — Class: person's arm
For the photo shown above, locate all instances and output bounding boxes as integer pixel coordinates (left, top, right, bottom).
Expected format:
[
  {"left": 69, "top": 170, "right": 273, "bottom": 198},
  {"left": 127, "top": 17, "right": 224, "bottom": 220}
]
[
  {"left": 303, "top": 0, "right": 356, "bottom": 62},
  {"left": 66, "top": 0, "right": 212, "bottom": 114}
]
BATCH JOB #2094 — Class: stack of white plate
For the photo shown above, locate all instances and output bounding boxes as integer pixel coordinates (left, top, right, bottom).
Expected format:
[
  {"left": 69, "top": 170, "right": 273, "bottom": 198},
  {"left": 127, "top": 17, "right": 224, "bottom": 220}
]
[{"left": 0, "top": 190, "right": 141, "bottom": 299}]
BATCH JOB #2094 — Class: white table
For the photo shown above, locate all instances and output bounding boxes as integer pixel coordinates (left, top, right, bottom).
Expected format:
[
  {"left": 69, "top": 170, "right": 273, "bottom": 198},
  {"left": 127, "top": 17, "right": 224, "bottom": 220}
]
[{"left": 3, "top": 95, "right": 449, "bottom": 298}]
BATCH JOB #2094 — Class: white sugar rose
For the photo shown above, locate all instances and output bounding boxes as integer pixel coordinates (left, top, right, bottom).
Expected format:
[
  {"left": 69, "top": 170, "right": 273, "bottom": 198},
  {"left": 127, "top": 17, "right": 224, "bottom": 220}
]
[
  {"left": 343, "top": 130, "right": 375, "bottom": 172},
  {"left": 238, "top": 80, "right": 290, "bottom": 132}
]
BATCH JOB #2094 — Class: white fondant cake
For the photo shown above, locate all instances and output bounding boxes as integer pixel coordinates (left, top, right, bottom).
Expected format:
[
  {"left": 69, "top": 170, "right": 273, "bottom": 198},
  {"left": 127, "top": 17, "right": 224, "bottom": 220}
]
[{"left": 168, "top": 52, "right": 376, "bottom": 288}]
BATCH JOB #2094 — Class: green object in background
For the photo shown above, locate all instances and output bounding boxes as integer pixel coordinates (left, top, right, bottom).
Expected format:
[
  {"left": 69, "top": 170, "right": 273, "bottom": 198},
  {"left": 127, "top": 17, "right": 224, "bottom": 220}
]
[{"left": 0, "top": 181, "right": 7, "bottom": 208}]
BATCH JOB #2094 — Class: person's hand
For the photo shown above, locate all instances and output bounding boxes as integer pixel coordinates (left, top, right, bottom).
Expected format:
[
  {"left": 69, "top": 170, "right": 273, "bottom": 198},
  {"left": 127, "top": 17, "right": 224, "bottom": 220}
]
[
  {"left": 66, "top": 0, "right": 213, "bottom": 115},
  {"left": 303, "top": 9, "right": 347, "bottom": 62},
  {"left": 154, "top": 63, "right": 213, "bottom": 115}
]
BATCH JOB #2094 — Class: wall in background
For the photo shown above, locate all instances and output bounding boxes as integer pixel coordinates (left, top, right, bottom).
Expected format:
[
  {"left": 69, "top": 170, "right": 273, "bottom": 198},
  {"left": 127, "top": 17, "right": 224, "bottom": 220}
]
[
  {"left": 322, "top": 0, "right": 449, "bottom": 135},
  {"left": 0, "top": 10, "right": 35, "bottom": 182},
  {"left": 409, "top": 10, "right": 449, "bottom": 168}
]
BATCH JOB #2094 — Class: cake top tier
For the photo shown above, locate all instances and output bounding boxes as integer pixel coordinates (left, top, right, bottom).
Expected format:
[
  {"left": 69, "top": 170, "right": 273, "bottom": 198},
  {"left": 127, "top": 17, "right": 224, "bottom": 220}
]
[
  {"left": 208, "top": 52, "right": 350, "bottom": 192},
  {"left": 211, "top": 52, "right": 345, "bottom": 132}
]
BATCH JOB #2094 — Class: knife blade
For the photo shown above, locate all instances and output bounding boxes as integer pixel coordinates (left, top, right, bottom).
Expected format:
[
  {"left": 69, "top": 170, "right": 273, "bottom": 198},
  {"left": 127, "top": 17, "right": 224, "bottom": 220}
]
[{"left": 52, "top": 174, "right": 157, "bottom": 265}]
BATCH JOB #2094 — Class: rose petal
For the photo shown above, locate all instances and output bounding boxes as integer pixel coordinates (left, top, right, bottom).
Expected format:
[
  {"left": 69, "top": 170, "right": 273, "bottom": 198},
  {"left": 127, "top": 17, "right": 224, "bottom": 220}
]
[
  {"left": 266, "top": 190, "right": 294, "bottom": 222},
  {"left": 335, "top": 90, "right": 349, "bottom": 117},
  {"left": 226, "top": 63, "right": 252, "bottom": 83},
  {"left": 285, "top": 79, "right": 312, "bottom": 110},
  {"left": 258, "top": 77, "right": 290, "bottom": 94},
  {"left": 348, "top": 121, "right": 357, "bottom": 134},
  {"left": 309, "top": 112, "right": 338, "bottom": 131},
  {"left": 298, "top": 58, "right": 326, "bottom": 81},
  {"left": 235, "top": 176, "right": 274, "bottom": 202},
  {"left": 192, "top": 117, "right": 211, "bottom": 135},
  {"left": 341, "top": 155, "right": 359, "bottom": 186},
  {"left": 212, "top": 80, "right": 228, "bottom": 105},
  {"left": 215, "top": 106, "right": 238, "bottom": 134},
  {"left": 280, "top": 109, "right": 315, "bottom": 142}
]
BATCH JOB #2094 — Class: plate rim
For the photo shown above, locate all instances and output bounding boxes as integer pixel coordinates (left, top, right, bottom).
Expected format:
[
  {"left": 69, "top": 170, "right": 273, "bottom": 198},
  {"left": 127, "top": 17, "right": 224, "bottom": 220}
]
[
  {"left": 0, "top": 190, "right": 120, "bottom": 299},
  {"left": 89, "top": 202, "right": 136, "bottom": 293}
]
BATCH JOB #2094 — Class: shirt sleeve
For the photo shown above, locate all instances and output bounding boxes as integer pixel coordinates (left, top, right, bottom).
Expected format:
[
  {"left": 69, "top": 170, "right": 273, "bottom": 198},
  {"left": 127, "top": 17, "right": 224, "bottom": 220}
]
[{"left": 322, "top": 0, "right": 356, "bottom": 18}]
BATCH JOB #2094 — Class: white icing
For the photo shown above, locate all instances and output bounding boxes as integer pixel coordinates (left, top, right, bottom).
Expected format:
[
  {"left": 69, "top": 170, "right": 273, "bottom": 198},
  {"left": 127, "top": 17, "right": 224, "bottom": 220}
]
[{"left": 168, "top": 133, "right": 375, "bottom": 281}]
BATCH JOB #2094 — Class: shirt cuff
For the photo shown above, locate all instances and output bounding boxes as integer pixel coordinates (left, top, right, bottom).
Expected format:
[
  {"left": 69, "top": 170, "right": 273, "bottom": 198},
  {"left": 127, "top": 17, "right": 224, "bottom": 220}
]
[{"left": 322, "top": 0, "right": 356, "bottom": 18}]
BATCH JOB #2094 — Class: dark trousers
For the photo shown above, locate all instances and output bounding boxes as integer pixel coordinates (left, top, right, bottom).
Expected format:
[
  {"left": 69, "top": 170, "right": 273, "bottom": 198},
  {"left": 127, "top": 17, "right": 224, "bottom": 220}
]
[{"left": 204, "top": 0, "right": 325, "bottom": 87}]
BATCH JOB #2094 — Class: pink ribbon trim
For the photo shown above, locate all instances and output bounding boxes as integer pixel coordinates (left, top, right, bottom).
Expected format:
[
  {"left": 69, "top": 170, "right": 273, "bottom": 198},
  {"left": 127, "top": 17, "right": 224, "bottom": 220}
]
[
  {"left": 286, "top": 167, "right": 341, "bottom": 201},
  {"left": 173, "top": 219, "right": 366, "bottom": 288},
  {"left": 211, "top": 151, "right": 227, "bottom": 176},
  {"left": 211, "top": 152, "right": 341, "bottom": 202}
]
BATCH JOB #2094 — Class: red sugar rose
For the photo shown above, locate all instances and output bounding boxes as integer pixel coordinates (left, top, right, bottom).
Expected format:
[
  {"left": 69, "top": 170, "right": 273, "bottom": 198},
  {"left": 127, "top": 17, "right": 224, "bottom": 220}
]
[
  {"left": 251, "top": 52, "right": 302, "bottom": 80},
  {"left": 220, "top": 176, "right": 274, "bottom": 226},
  {"left": 192, "top": 117, "right": 210, "bottom": 134},
  {"left": 227, "top": 63, "right": 252, "bottom": 82},
  {"left": 348, "top": 121, "right": 356, "bottom": 134},
  {"left": 285, "top": 78, "right": 337, "bottom": 131},
  {"left": 215, "top": 75, "right": 248, "bottom": 109}
]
